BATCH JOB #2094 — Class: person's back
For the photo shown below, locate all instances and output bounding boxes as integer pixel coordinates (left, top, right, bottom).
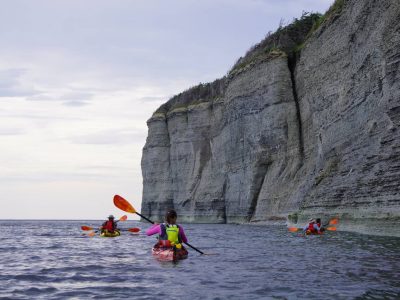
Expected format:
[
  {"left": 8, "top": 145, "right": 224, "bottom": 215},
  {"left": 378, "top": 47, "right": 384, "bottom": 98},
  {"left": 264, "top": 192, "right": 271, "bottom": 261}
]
[
  {"left": 146, "top": 209, "right": 188, "bottom": 249},
  {"left": 303, "top": 218, "right": 322, "bottom": 234},
  {"left": 159, "top": 223, "right": 182, "bottom": 248},
  {"left": 314, "top": 218, "right": 323, "bottom": 233},
  {"left": 102, "top": 215, "right": 117, "bottom": 233}
]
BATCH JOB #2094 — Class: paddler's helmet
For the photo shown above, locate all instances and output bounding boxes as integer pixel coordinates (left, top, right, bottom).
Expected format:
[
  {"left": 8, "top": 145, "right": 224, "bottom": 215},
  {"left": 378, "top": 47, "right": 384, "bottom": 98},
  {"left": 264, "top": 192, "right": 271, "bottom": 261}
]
[
  {"left": 108, "top": 215, "right": 114, "bottom": 220},
  {"left": 308, "top": 218, "right": 315, "bottom": 223}
]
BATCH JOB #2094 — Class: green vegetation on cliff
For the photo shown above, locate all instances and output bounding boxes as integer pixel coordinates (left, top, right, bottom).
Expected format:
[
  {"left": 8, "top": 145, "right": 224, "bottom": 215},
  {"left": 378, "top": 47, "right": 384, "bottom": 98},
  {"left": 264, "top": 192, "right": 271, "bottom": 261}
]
[
  {"left": 229, "top": 12, "right": 321, "bottom": 75},
  {"left": 152, "top": 1, "right": 347, "bottom": 118},
  {"left": 154, "top": 78, "right": 226, "bottom": 116}
]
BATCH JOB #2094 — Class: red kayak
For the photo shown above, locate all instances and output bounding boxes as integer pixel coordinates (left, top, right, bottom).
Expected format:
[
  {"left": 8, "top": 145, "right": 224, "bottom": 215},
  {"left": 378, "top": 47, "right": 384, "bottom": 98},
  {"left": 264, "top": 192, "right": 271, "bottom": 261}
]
[
  {"left": 305, "top": 229, "right": 324, "bottom": 235},
  {"left": 152, "top": 244, "right": 188, "bottom": 262}
]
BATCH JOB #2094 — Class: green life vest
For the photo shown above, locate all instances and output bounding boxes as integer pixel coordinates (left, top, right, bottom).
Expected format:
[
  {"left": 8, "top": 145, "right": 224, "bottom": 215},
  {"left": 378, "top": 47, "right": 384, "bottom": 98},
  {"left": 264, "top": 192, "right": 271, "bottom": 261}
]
[{"left": 160, "top": 223, "right": 181, "bottom": 245}]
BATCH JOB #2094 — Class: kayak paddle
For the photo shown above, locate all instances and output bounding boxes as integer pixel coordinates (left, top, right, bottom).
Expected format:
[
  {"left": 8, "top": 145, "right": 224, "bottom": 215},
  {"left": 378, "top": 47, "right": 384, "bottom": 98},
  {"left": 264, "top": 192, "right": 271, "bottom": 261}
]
[
  {"left": 113, "top": 194, "right": 207, "bottom": 255},
  {"left": 81, "top": 225, "right": 95, "bottom": 231},
  {"left": 118, "top": 215, "right": 128, "bottom": 222},
  {"left": 82, "top": 226, "right": 140, "bottom": 233},
  {"left": 327, "top": 218, "right": 338, "bottom": 225},
  {"left": 288, "top": 226, "right": 300, "bottom": 232},
  {"left": 113, "top": 195, "right": 154, "bottom": 224}
]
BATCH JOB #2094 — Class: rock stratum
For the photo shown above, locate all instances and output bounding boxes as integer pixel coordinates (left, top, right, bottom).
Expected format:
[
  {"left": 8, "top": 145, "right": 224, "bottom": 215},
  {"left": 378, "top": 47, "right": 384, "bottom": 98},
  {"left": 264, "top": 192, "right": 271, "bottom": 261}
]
[{"left": 141, "top": 0, "right": 400, "bottom": 237}]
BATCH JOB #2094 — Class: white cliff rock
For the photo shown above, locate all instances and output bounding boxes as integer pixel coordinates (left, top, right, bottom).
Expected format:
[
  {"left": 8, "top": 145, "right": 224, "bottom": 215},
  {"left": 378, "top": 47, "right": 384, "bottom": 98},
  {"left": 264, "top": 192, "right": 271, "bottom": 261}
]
[{"left": 141, "top": 0, "right": 400, "bottom": 236}]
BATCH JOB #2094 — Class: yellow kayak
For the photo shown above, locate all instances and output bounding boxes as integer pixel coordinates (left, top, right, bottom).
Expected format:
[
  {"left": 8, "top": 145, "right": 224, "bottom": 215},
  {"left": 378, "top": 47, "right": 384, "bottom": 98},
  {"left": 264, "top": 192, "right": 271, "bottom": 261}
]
[{"left": 100, "top": 229, "right": 121, "bottom": 237}]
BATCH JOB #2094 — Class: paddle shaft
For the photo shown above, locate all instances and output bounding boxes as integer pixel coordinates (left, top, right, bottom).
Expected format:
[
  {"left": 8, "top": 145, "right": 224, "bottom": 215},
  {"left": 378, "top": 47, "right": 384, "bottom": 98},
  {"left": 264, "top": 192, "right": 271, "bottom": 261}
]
[
  {"left": 135, "top": 212, "right": 155, "bottom": 224},
  {"left": 136, "top": 212, "right": 204, "bottom": 255},
  {"left": 113, "top": 195, "right": 205, "bottom": 255},
  {"left": 184, "top": 242, "right": 204, "bottom": 255}
]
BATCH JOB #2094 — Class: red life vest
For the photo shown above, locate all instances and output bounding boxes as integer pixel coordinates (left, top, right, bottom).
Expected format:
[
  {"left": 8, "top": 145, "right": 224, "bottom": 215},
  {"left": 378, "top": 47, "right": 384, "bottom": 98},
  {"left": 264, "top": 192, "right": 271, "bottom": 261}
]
[
  {"left": 308, "top": 222, "right": 317, "bottom": 233},
  {"left": 103, "top": 220, "right": 115, "bottom": 232}
]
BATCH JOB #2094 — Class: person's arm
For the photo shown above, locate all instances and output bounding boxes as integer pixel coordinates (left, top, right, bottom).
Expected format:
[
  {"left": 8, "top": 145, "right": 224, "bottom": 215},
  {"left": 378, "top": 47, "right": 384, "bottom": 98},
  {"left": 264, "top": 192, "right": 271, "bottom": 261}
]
[
  {"left": 146, "top": 224, "right": 161, "bottom": 236},
  {"left": 178, "top": 225, "right": 188, "bottom": 243}
]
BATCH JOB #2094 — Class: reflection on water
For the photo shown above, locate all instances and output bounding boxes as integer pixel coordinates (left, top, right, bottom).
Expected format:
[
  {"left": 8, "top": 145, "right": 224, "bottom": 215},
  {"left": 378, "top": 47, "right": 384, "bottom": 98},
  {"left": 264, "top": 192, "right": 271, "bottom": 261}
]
[{"left": 0, "top": 220, "right": 399, "bottom": 299}]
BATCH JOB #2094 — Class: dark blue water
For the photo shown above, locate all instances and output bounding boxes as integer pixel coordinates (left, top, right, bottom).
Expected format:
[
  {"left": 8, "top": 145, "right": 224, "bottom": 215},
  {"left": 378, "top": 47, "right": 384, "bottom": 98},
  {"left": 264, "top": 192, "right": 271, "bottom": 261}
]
[{"left": 0, "top": 220, "right": 399, "bottom": 299}]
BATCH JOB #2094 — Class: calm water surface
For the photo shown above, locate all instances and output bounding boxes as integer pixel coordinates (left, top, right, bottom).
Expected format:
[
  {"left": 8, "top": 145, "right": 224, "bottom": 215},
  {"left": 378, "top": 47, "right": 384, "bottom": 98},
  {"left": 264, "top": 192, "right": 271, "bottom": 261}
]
[{"left": 0, "top": 220, "right": 399, "bottom": 299}]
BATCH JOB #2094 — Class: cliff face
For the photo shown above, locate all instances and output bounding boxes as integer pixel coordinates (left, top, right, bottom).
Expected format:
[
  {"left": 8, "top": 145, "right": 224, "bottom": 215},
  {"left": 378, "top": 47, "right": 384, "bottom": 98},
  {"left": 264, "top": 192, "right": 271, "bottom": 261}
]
[{"left": 141, "top": 0, "right": 400, "bottom": 236}]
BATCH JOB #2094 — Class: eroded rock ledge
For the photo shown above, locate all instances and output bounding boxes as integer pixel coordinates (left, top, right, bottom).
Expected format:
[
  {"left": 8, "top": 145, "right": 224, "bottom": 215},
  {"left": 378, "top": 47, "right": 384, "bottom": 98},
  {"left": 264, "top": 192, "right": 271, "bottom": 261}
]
[{"left": 141, "top": 0, "right": 400, "bottom": 237}]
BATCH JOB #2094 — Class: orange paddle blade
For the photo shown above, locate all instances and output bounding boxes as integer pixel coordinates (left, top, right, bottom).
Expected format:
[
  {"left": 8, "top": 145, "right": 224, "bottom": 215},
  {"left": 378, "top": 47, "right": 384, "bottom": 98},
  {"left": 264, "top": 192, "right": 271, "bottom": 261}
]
[
  {"left": 326, "top": 227, "right": 337, "bottom": 231},
  {"left": 119, "top": 215, "right": 128, "bottom": 221},
  {"left": 329, "top": 218, "right": 339, "bottom": 225},
  {"left": 288, "top": 227, "right": 299, "bottom": 232},
  {"left": 114, "top": 195, "right": 136, "bottom": 213},
  {"left": 88, "top": 231, "right": 96, "bottom": 237},
  {"left": 128, "top": 227, "right": 140, "bottom": 233},
  {"left": 81, "top": 226, "right": 93, "bottom": 231}
]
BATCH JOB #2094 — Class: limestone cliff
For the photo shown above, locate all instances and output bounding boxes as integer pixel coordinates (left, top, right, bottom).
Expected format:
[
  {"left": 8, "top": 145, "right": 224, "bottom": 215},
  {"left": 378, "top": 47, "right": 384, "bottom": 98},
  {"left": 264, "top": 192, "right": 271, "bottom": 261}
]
[{"left": 141, "top": 0, "right": 400, "bottom": 237}]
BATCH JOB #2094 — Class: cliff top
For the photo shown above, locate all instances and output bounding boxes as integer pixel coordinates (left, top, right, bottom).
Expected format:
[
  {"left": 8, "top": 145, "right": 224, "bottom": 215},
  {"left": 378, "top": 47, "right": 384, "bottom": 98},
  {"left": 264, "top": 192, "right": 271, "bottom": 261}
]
[{"left": 151, "top": 0, "right": 345, "bottom": 120}]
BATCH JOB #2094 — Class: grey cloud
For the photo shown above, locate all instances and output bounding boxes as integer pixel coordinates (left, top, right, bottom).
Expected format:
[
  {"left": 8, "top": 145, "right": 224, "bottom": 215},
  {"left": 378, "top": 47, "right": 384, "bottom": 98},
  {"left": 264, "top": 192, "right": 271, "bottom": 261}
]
[
  {"left": 59, "top": 91, "right": 93, "bottom": 101},
  {"left": 27, "top": 94, "right": 58, "bottom": 101},
  {"left": 0, "top": 128, "right": 25, "bottom": 135},
  {"left": 0, "top": 1, "right": 333, "bottom": 93},
  {"left": 62, "top": 101, "right": 90, "bottom": 107},
  {"left": 0, "top": 69, "right": 24, "bottom": 88},
  {"left": 0, "top": 111, "right": 85, "bottom": 121},
  {"left": 27, "top": 91, "right": 94, "bottom": 103},
  {"left": 0, "top": 170, "right": 135, "bottom": 183},
  {"left": 84, "top": 165, "right": 134, "bottom": 171},
  {"left": 0, "top": 69, "right": 40, "bottom": 97},
  {"left": 69, "top": 128, "right": 145, "bottom": 145},
  {"left": 138, "top": 96, "right": 167, "bottom": 103}
]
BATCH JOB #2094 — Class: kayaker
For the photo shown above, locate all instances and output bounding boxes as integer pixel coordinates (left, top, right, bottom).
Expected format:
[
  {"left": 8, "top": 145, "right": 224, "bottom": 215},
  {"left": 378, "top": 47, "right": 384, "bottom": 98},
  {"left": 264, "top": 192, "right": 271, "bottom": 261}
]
[
  {"left": 101, "top": 215, "right": 118, "bottom": 234},
  {"left": 315, "top": 218, "right": 324, "bottom": 232},
  {"left": 146, "top": 209, "right": 188, "bottom": 249},
  {"left": 303, "top": 218, "right": 323, "bottom": 234}
]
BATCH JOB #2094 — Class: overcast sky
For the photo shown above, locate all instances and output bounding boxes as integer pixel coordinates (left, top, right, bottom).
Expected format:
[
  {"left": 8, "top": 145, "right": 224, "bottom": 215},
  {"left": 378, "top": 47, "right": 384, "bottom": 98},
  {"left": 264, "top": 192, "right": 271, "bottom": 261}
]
[{"left": 0, "top": 0, "right": 333, "bottom": 220}]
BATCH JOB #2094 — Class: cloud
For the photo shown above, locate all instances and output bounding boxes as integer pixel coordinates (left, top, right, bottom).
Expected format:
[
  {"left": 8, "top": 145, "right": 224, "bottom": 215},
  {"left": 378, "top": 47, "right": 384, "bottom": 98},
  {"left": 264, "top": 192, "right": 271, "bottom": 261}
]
[
  {"left": 69, "top": 128, "right": 145, "bottom": 145},
  {"left": 138, "top": 96, "right": 167, "bottom": 103},
  {"left": 0, "top": 69, "right": 40, "bottom": 97},
  {"left": 27, "top": 90, "right": 94, "bottom": 103},
  {"left": 0, "top": 169, "right": 136, "bottom": 183},
  {"left": 0, "top": 128, "right": 25, "bottom": 135},
  {"left": 62, "top": 101, "right": 90, "bottom": 107},
  {"left": 59, "top": 91, "right": 93, "bottom": 100}
]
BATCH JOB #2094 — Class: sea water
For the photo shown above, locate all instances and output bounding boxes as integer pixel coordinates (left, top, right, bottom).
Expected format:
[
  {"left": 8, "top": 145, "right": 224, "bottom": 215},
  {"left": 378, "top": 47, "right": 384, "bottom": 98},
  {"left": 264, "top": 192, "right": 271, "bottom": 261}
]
[{"left": 0, "top": 220, "right": 399, "bottom": 299}]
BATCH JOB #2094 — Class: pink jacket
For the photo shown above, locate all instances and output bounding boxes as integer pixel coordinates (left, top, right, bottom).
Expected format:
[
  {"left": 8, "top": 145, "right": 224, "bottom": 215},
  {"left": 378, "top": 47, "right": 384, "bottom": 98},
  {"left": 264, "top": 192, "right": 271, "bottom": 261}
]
[{"left": 146, "top": 224, "right": 188, "bottom": 243}]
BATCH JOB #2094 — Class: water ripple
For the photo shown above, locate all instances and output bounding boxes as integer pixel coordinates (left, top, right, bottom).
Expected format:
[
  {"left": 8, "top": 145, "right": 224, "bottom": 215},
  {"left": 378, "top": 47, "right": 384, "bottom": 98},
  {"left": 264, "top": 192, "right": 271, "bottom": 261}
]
[{"left": 0, "top": 221, "right": 399, "bottom": 299}]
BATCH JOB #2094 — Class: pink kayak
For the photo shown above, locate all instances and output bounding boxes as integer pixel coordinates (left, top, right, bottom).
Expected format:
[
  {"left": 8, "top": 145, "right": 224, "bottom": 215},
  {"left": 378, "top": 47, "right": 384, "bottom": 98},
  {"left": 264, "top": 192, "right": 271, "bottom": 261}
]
[{"left": 152, "top": 244, "right": 188, "bottom": 262}]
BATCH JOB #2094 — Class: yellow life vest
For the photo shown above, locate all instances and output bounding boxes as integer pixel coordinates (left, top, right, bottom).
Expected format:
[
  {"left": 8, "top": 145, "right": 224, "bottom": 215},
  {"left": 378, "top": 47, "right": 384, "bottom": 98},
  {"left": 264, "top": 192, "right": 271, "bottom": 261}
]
[{"left": 160, "top": 224, "right": 182, "bottom": 248}]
